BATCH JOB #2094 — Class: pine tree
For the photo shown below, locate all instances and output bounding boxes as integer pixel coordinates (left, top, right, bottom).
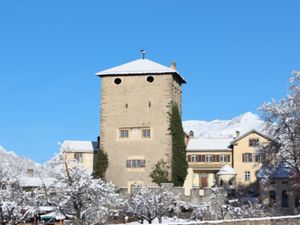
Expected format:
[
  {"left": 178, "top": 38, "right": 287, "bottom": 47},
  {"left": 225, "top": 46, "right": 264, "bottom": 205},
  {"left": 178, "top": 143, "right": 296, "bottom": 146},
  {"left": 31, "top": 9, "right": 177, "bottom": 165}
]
[
  {"left": 170, "top": 103, "right": 188, "bottom": 186},
  {"left": 150, "top": 160, "right": 170, "bottom": 185},
  {"left": 94, "top": 150, "right": 109, "bottom": 179}
]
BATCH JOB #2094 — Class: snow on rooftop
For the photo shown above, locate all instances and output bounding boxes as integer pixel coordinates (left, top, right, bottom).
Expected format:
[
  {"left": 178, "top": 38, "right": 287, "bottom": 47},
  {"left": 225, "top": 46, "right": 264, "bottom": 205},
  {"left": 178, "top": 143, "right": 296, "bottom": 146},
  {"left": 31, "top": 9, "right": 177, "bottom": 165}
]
[
  {"left": 96, "top": 58, "right": 186, "bottom": 83},
  {"left": 217, "top": 164, "right": 236, "bottom": 175},
  {"left": 61, "top": 140, "right": 98, "bottom": 153},
  {"left": 187, "top": 138, "right": 233, "bottom": 151}
]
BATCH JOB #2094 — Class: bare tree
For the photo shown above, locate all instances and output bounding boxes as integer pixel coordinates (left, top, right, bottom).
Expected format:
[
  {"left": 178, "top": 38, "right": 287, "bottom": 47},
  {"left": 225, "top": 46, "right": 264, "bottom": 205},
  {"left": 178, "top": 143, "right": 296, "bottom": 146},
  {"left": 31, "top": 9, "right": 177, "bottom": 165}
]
[{"left": 259, "top": 70, "right": 300, "bottom": 196}]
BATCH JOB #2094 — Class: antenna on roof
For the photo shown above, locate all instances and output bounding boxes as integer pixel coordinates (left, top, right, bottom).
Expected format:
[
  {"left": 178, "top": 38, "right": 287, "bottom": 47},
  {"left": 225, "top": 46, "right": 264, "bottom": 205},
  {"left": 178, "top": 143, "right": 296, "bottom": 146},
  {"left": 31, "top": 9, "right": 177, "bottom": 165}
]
[{"left": 140, "top": 49, "right": 146, "bottom": 59}]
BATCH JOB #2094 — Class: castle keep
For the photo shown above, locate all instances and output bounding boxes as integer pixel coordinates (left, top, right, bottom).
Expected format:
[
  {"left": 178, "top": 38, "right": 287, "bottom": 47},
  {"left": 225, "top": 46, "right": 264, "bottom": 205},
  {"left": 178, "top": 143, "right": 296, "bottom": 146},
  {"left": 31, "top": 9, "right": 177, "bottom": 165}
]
[{"left": 96, "top": 58, "right": 186, "bottom": 191}]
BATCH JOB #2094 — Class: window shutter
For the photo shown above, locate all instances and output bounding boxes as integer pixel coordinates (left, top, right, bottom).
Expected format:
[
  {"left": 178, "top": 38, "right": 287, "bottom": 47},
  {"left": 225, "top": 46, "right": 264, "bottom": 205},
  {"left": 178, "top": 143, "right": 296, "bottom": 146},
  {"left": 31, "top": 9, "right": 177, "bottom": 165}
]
[
  {"left": 196, "top": 155, "right": 201, "bottom": 162},
  {"left": 201, "top": 155, "right": 205, "bottom": 162},
  {"left": 242, "top": 153, "right": 245, "bottom": 162},
  {"left": 216, "top": 155, "right": 219, "bottom": 162},
  {"left": 212, "top": 155, "right": 215, "bottom": 162},
  {"left": 141, "top": 160, "right": 146, "bottom": 167},
  {"left": 188, "top": 155, "right": 191, "bottom": 162},
  {"left": 227, "top": 155, "right": 230, "bottom": 162}
]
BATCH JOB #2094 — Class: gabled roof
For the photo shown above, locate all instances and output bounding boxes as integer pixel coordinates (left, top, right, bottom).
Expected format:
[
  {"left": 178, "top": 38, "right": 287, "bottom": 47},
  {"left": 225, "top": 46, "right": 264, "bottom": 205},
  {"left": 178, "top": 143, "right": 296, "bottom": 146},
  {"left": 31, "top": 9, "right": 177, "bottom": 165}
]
[
  {"left": 230, "top": 129, "right": 273, "bottom": 145},
  {"left": 96, "top": 58, "right": 186, "bottom": 83},
  {"left": 187, "top": 138, "right": 233, "bottom": 151},
  {"left": 61, "top": 140, "right": 98, "bottom": 153}
]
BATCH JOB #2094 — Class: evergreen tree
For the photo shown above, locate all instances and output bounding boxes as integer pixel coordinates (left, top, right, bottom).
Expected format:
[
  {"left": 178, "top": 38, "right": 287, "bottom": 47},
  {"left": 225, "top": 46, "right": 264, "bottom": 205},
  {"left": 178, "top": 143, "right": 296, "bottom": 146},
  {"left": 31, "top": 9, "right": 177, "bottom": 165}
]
[
  {"left": 150, "top": 159, "right": 170, "bottom": 185},
  {"left": 94, "top": 150, "right": 109, "bottom": 179},
  {"left": 170, "top": 103, "right": 188, "bottom": 186}
]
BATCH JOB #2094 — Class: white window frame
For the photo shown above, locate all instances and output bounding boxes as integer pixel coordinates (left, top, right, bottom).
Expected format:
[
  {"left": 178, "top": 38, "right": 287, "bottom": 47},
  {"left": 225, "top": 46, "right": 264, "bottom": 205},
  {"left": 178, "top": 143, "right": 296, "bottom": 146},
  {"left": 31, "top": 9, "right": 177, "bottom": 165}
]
[
  {"left": 191, "top": 155, "right": 197, "bottom": 162},
  {"left": 220, "top": 155, "right": 229, "bottom": 162},
  {"left": 74, "top": 153, "right": 83, "bottom": 163},
  {"left": 245, "top": 171, "right": 251, "bottom": 181},
  {"left": 119, "top": 129, "right": 129, "bottom": 139},
  {"left": 205, "top": 155, "right": 212, "bottom": 162},
  {"left": 126, "top": 159, "right": 146, "bottom": 168},
  {"left": 142, "top": 128, "right": 151, "bottom": 138}
]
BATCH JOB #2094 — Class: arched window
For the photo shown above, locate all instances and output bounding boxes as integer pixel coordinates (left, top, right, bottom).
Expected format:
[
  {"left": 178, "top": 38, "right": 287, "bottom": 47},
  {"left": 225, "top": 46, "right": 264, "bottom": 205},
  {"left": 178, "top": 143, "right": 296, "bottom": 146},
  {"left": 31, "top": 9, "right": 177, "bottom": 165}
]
[{"left": 281, "top": 190, "right": 289, "bottom": 208}]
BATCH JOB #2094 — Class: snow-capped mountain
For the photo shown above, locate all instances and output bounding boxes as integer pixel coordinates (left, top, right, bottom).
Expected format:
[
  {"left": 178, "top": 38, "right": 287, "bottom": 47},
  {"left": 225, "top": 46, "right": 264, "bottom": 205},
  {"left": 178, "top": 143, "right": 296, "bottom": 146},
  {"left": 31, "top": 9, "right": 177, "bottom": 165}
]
[
  {"left": 0, "top": 145, "right": 51, "bottom": 177},
  {"left": 183, "top": 112, "right": 266, "bottom": 138}
]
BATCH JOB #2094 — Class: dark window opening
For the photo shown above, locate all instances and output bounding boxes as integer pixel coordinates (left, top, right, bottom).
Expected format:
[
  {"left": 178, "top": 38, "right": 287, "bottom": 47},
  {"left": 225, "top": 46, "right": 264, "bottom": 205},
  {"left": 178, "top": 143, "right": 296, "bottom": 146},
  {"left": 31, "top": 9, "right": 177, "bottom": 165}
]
[
  {"left": 146, "top": 76, "right": 154, "bottom": 83},
  {"left": 114, "top": 78, "right": 122, "bottom": 85},
  {"left": 282, "top": 190, "right": 289, "bottom": 208}
]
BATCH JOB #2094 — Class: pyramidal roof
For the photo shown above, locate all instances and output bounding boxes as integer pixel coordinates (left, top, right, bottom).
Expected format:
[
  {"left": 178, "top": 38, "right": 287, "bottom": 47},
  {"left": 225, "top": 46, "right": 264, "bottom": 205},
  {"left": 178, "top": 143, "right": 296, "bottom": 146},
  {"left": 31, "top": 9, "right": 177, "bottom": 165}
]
[{"left": 96, "top": 58, "right": 186, "bottom": 83}]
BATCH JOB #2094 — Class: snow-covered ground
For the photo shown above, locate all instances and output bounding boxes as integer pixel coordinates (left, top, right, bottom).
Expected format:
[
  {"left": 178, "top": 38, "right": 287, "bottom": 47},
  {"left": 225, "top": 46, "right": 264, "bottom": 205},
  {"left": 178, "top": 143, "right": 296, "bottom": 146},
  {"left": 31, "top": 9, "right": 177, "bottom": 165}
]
[
  {"left": 183, "top": 112, "right": 265, "bottom": 138},
  {"left": 116, "top": 214, "right": 300, "bottom": 225}
]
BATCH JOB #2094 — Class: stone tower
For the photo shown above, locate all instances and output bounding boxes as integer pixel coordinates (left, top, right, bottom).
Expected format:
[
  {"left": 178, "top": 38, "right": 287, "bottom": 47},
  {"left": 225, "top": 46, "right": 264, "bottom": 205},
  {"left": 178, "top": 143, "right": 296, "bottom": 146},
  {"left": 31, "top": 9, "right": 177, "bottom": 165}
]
[{"left": 96, "top": 58, "right": 186, "bottom": 191}]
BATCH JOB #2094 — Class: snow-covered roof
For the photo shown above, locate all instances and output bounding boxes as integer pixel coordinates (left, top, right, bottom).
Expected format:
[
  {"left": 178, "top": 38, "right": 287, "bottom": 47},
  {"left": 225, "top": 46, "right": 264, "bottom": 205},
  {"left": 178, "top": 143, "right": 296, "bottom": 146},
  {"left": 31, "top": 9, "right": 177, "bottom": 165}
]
[
  {"left": 19, "top": 177, "right": 56, "bottom": 188},
  {"left": 187, "top": 138, "right": 233, "bottom": 151},
  {"left": 217, "top": 165, "right": 237, "bottom": 175},
  {"left": 61, "top": 140, "right": 98, "bottom": 153},
  {"left": 96, "top": 58, "right": 186, "bottom": 83},
  {"left": 231, "top": 129, "right": 273, "bottom": 145}
]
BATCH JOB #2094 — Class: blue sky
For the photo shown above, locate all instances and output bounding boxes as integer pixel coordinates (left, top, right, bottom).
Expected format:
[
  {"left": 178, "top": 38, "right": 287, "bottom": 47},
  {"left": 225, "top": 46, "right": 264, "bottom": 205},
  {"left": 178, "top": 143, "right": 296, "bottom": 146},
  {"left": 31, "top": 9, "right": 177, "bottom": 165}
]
[{"left": 0, "top": 1, "right": 299, "bottom": 163}]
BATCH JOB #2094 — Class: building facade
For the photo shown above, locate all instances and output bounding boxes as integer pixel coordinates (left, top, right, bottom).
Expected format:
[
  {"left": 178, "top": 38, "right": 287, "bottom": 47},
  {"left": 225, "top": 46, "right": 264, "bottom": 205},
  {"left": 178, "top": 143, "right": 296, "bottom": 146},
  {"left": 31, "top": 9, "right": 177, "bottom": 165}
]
[
  {"left": 61, "top": 140, "right": 98, "bottom": 174},
  {"left": 184, "top": 130, "right": 272, "bottom": 196},
  {"left": 96, "top": 58, "right": 186, "bottom": 191}
]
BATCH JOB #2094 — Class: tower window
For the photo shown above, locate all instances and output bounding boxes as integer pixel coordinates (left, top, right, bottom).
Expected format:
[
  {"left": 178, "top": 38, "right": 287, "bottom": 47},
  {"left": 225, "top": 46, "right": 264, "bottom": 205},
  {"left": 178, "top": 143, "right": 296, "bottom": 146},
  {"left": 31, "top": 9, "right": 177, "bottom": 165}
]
[
  {"left": 114, "top": 78, "right": 122, "bottom": 85},
  {"left": 142, "top": 128, "right": 151, "bottom": 138},
  {"left": 146, "top": 76, "right": 154, "bottom": 83},
  {"left": 126, "top": 159, "right": 146, "bottom": 168},
  {"left": 119, "top": 129, "right": 129, "bottom": 139}
]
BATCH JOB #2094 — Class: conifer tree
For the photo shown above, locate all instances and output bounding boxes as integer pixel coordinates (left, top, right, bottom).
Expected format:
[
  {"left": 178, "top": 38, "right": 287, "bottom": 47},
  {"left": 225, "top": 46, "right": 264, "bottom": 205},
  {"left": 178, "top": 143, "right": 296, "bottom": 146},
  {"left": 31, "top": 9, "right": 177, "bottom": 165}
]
[
  {"left": 170, "top": 103, "right": 188, "bottom": 186},
  {"left": 94, "top": 150, "right": 109, "bottom": 179},
  {"left": 150, "top": 159, "right": 170, "bottom": 185}
]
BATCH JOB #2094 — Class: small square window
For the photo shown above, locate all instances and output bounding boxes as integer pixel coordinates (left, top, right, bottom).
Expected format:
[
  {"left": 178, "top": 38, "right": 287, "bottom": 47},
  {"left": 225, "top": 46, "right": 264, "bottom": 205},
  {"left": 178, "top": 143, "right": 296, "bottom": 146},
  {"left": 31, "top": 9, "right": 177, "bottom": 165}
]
[
  {"left": 142, "top": 129, "right": 151, "bottom": 138},
  {"left": 119, "top": 129, "right": 129, "bottom": 139}
]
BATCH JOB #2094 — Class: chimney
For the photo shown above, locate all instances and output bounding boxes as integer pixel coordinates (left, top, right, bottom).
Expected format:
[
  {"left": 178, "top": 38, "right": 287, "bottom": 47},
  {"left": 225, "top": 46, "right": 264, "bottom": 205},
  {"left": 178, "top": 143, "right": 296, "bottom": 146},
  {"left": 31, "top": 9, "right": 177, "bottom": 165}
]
[
  {"left": 189, "top": 130, "right": 194, "bottom": 138},
  {"left": 235, "top": 131, "right": 240, "bottom": 138},
  {"left": 97, "top": 136, "right": 100, "bottom": 149},
  {"left": 170, "top": 61, "right": 176, "bottom": 70}
]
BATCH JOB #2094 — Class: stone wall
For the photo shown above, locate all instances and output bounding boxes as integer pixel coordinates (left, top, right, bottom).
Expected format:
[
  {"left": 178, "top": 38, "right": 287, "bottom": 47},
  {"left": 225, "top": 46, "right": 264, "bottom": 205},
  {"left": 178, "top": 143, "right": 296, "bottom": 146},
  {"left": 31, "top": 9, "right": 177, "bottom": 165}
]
[{"left": 174, "top": 215, "right": 300, "bottom": 225}]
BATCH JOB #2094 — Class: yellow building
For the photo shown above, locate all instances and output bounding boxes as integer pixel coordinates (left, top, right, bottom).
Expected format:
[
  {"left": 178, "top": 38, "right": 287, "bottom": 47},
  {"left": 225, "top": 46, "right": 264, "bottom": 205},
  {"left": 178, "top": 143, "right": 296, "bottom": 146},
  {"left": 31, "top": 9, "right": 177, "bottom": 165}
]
[
  {"left": 184, "top": 137, "right": 234, "bottom": 196},
  {"left": 61, "top": 140, "right": 98, "bottom": 174},
  {"left": 231, "top": 129, "right": 272, "bottom": 191},
  {"left": 184, "top": 129, "right": 273, "bottom": 196}
]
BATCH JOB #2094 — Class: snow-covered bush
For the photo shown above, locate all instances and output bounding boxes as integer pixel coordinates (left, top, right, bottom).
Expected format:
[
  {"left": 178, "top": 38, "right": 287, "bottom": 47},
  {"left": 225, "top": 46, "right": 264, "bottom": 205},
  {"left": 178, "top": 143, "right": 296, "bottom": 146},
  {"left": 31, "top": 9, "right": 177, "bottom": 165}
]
[{"left": 125, "top": 186, "right": 176, "bottom": 224}]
